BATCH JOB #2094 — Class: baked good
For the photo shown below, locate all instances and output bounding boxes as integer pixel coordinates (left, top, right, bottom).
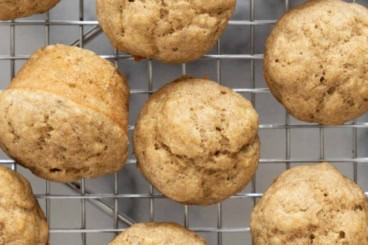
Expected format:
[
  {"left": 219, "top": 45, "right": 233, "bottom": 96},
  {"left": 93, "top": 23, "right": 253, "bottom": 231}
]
[
  {"left": 96, "top": 0, "right": 236, "bottom": 64},
  {"left": 0, "top": 0, "right": 60, "bottom": 20},
  {"left": 0, "top": 44, "right": 129, "bottom": 182},
  {"left": 0, "top": 166, "right": 49, "bottom": 244},
  {"left": 109, "top": 222, "right": 206, "bottom": 245},
  {"left": 264, "top": 0, "right": 368, "bottom": 125},
  {"left": 134, "top": 77, "right": 260, "bottom": 205},
  {"left": 250, "top": 163, "right": 368, "bottom": 244}
]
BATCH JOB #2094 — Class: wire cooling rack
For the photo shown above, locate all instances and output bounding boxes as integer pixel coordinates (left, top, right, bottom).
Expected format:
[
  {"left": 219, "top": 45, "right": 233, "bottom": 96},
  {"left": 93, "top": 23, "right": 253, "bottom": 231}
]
[{"left": 0, "top": 0, "right": 367, "bottom": 244}]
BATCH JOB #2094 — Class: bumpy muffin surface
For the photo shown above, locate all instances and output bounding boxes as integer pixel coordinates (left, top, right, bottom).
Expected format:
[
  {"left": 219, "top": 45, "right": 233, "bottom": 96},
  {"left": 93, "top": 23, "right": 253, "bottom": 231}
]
[
  {"left": 264, "top": 0, "right": 368, "bottom": 125},
  {"left": 250, "top": 163, "right": 368, "bottom": 245},
  {"left": 0, "top": 0, "right": 60, "bottom": 20},
  {"left": 109, "top": 223, "right": 206, "bottom": 245},
  {"left": 97, "top": 0, "right": 236, "bottom": 63},
  {"left": 0, "top": 166, "right": 49, "bottom": 245},
  {"left": 134, "top": 77, "right": 259, "bottom": 205},
  {"left": 0, "top": 44, "right": 129, "bottom": 182}
]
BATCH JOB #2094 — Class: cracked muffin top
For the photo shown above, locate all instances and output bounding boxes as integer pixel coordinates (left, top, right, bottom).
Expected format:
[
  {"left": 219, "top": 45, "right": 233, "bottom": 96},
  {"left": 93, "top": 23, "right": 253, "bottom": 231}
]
[
  {"left": 250, "top": 163, "right": 368, "bottom": 245},
  {"left": 109, "top": 223, "right": 206, "bottom": 245},
  {"left": 0, "top": 0, "right": 60, "bottom": 20},
  {"left": 0, "top": 44, "right": 129, "bottom": 182},
  {"left": 0, "top": 166, "right": 49, "bottom": 245},
  {"left": 133, "top": 77, "right": 259, "bottom": 205},
  {"left": 264, "top": 0, "right": 368, "bottom": 125},
  {"left": 96, "top": 0, "right": 236, "bottom": 64}
]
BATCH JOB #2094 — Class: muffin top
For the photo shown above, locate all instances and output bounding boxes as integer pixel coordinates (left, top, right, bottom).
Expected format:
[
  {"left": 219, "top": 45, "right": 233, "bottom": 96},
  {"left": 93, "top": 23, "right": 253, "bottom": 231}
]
[
  {"left": 264, "top": 0, "right": 368, "bottom": 125},
  {"left": 250, "top": 163, "right": 368, "bottom": 245},
  {"left": 134, "top": 77, "right": 259, "bottom": 205},
  {"left": 109, "top": 223, "right": 206, "bottom": 245},
  {"left": 0, "top": 44, "right": 129, "bottom": 182},
  {"left": 0, "top": 166, "right": 49, "bottom": 245},
  {"left": 0, "top": 0, "right": 60, "bottom": 20},
  {"left": 9, "top": 44, "right": 129, "bottom": 130},
  {"left": 97, "top": 0, "right": 236, "bottom": 63}
]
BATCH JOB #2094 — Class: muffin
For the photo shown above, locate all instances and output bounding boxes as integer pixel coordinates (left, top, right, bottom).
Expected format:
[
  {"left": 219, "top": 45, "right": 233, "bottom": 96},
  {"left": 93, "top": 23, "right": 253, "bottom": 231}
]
[
  {"left": 134, "top": 77, "right": 260, "bottom": 205},
  {"left": 109, "top": 223, "right": 205, "bottom": 245},
  {"left": 250, "top": 163, "right": 368, "bottom": 244},
  {"left": 264, "top": 0, "right": 368, "bottom": 125},
  {"left": 96, "top": 0, "right": 236, "bottom": 64},
  {"left": 0, "top": 166, "right": 49, "bottom": 245},
  {"left": 0, "top": 0, "right": 60, "bottom": 20},
  {"left": 0, "top": 44, "right": 129, "bottom": 182}
]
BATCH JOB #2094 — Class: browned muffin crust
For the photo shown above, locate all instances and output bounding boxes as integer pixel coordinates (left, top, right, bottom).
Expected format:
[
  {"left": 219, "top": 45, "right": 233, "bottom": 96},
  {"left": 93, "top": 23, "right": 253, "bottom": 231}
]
[
  {"left": 96, "top": 0, "right": 236, "bottom": 63},
  {"left": 251, "top": 163, "right": 368, "bottom": 244},
  {"left": 264, "top": 0, "right": 368, "bottom": 125},
  {"left": 109, "top": 222, "right": 206, "bottom": 245},
  {"left": 0, "top": 44, "right": 130, "bottom": 182},
  {"left": 134, "top": 77, "right": 260, "bottom": 205},
  {"left": 0, "top": 0, "right": 60, "bottom": 20},
  {"left": 0, "top": 166, "right": 49, "bottom": 245}
]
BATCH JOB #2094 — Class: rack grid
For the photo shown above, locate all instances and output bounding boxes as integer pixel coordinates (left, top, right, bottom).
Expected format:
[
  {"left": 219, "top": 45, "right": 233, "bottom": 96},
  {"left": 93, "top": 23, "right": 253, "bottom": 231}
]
[{"left": 0, "top": 0, "right": 367, "bottom": 244}]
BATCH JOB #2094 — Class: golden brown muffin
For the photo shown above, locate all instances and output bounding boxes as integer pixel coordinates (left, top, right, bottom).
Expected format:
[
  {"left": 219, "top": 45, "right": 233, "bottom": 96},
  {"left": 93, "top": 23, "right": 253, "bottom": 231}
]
[
  {"left": 264, "top": 0, "right": 368, "bottom": 125},
  {"left": 0, "top": 166, "right": 49, "bottom": 245},
  {"left": 134, "top": 77, "right": 260, "bottom": 205},
  {"left": 109, "top": 223, "right": 206, "bottom": 245},
  {"left": 96, "top": 0, "right": 236, "bottom": 64},
  {"left": 0, "top": 44, "right": 129, "bottom": 183},
  {"left": 250, "top": 163, "right": 368, "bottom": 245},
  {"left": 0, "top": 0, "right": 60, "bottom": 20}
]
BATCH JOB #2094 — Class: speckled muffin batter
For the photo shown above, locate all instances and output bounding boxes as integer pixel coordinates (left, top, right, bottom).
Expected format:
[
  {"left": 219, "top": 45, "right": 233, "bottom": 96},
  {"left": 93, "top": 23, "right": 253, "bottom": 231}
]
[
  {"left": 0, "top": 166, "right": 49, "bottom": 245},
  {"left": 264, "top": 0, "right": 368, "bottom": 125},
  {"left": 109, "top": 223, "right": 206, "bottom": 245},
  {"left": 250, "top": 163, "right": 368, "bottom": 245},
  {"left": 0, "top": 0, "right": 60, "bottom": 20},
  {"left": 96, "top": 0, "right": 236, "bottom": 64},
  {"left": 134, "top": 77, "right": 260, "bottom": 205},
  {"left": 0, "top": 44, "right": 129, "bottom": 182}
]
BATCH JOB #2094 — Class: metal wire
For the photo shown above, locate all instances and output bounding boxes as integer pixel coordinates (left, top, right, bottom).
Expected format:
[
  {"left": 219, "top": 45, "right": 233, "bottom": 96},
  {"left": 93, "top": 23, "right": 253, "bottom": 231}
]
[
  {"left": 78, "top": 2, "right": 87, "bottom": 244},
  {"left": 0, "top": 1, "right": 367, "bottom": 244},
  {"left": 30, "top": 190, "right": 368, "bottom": 200},
  {"left": 284, "top": 0, "right": 291, "bottom": 174},
  {"left": 0, "top": 20, "right": 277, "bottom": 26},
  {"left": 217, "top": 37, "right": 223, "bottom": 245},
  {"left": 147, "top": 60, "right": 155, "bottom": 223},
  {"left": 0, "top": 53, "right": 265, "bottom": 60},
  {"left": 249, "top": 2, "right": 258, "bottom": 224},
  {"left": 44, "top": 10, "right": 52, "bottom": 232},
  {"left": 181, "top": 58, "right": 190, "bottom": 233},
  {"left": 1, "top": 156, "right": 368, "bottom": 166},
  {"left": 113, "top": 52, "right": 120, "bottom": 236},
  {"left": 48, "top": 227, "right": 251, "bottom": 234}
]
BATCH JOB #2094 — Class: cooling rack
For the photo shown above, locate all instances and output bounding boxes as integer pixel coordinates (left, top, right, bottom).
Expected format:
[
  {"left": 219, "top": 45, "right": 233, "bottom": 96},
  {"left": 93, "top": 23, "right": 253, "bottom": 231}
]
[{"left": 0, "top": 0, "right": 367, "bottom": 244}]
